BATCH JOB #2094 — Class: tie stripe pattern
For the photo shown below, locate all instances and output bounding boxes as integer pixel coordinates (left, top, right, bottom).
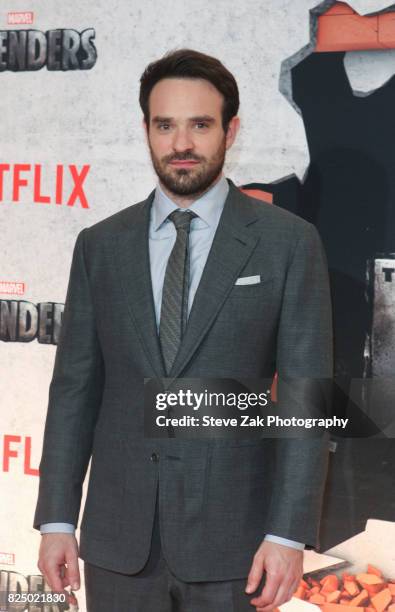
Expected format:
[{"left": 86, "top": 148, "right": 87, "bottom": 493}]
[{"left": 159, "top": 209, "right": 197, "bottom": 375}]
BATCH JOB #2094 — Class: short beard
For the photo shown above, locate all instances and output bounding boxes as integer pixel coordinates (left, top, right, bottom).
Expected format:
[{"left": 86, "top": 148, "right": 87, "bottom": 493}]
[{"left": 148, "top": 138, "right": 226, "bottom": 197}]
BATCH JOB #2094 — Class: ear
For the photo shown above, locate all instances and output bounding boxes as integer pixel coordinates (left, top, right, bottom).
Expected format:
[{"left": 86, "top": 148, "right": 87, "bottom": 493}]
[{"left": 225, "top": 116, "right": 240, "bottom": 150}]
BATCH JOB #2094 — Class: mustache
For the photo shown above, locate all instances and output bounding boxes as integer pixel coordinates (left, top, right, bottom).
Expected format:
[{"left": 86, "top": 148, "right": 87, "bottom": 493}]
[{"left": 164, "top": 153, "right": 205, "bottom": 163}]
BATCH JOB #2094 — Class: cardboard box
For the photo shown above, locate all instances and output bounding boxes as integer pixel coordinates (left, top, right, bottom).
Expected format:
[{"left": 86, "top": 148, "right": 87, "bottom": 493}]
[{"left": 324, "top": 519, "right": 395, "bottom": 579}]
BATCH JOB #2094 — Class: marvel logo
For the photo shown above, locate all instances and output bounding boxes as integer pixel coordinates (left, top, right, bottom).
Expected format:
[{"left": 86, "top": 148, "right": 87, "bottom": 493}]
[
  {"left": 0, "top": 551, "right": 15, "bottom": 565},
  {"left": 7, "top": 12, "right": 34, "bottom": 25},
  {"left": 0, "top": 282, "right": 25, "bottom": 295}
]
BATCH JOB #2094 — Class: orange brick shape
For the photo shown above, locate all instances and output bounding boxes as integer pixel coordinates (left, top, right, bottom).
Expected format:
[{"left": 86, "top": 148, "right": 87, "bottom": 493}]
[
  {"left": 378, "top": 13, "right": 395, "bottom": 47},
  {"left": 240, "top": 187, "right": 273, "bottom": 204},
  {"left": 316, "top": 2, "right": 395, "bottom": 51},
  {"left": 324, "top": 2, "right": 355, "bottom": 15},
  {"left": 317, "top": 14, "right": 379, "bottom": 51}
]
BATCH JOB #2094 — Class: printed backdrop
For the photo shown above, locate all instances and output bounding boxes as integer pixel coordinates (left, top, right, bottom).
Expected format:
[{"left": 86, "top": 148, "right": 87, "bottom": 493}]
[{"left": 1, "top": 1, "right": 394, "bottom": 610}]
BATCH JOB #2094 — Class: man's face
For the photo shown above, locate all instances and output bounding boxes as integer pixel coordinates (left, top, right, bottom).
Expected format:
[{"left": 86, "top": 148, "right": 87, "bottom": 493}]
[{"left": 144, "top": 77, "right": 239, "bottom": 197}]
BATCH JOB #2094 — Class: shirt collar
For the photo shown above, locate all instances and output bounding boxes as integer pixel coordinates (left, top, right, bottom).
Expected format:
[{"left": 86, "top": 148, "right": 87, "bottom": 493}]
[{"left": 151, "top": 174, "right": 229, "bottom": 232}]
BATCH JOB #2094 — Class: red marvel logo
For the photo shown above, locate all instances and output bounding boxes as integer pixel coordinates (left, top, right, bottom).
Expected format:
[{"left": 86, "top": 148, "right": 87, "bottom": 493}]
[
  {"left": 7, "top": 12, "right": 34, "bottom": 25},
  {"left": 0, "top": 282, "right": 25, "bottom": 296},
  {"left": 0, "top": 552, "right": 15, "bottom": 565}
]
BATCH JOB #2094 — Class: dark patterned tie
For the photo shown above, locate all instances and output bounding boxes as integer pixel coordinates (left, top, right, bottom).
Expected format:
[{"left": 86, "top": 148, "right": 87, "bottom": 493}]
[{"left": 159, "top": 209, "right": 197, "bottom": 375}]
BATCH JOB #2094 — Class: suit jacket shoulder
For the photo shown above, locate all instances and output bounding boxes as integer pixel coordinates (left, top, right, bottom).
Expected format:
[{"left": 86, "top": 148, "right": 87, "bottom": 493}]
[
  {"left": 240, "top": 187, "right": 315, "bottom": 237},
  {"left": 232, "top": 183, "right": 322, "bottom": 270},
  {"left": 84, "top": 190, "right": 154, "bottom": 241}
]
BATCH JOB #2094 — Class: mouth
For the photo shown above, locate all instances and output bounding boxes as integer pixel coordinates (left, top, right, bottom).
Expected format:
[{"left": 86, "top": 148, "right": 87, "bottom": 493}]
[{"left": 169, "top": 160, "right": 200, "bottom": 168}]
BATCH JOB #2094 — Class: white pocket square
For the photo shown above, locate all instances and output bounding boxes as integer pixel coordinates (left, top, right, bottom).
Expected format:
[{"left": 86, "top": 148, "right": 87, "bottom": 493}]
[{"left": 235, "top": 275, "right": 261, "bottom": 286}]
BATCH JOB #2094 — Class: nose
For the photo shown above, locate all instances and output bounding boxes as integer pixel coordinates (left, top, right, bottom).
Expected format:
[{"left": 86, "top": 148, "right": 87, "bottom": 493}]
[{"left": 172, "top": 127, "right": 194, "bottom": 153}]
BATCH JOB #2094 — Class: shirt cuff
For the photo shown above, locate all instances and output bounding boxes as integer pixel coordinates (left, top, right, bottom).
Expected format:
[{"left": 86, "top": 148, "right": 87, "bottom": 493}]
[
  {"left": 264, "top": 534, "right": 305, "bottom": 550},
  {"left": 40, "top": 523, "right": 75, "bottom": 535}
]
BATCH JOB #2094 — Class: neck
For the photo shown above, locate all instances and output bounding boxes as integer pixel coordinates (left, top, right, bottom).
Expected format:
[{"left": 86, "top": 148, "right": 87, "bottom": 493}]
[{"left": 158, "top": 173, "right": 223, "bottom": 208}]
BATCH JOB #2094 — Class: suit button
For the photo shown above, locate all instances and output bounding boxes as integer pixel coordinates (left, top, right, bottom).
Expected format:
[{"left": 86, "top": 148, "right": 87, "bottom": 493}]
[{"left": 150, "top": 452, "right": 159, "bottom": 463}]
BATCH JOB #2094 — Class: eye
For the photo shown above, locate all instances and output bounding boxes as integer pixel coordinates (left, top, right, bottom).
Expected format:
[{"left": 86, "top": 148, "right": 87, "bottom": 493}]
[
  {"left": 158, "top": 123, "right": 171, "bottom": 131},
  {"left": 195, "top": 122, "right": 208, "bottom": 129}
]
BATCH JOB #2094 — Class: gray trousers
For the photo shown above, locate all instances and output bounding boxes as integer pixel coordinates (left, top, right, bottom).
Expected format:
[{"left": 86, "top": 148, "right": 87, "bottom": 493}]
[{"left": 84, "top": 488, "right": 265, "bottom": 611}]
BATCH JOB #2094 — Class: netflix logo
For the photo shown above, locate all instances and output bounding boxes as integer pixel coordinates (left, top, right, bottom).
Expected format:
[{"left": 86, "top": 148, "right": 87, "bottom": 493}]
[
  {"left": 2, "top": 435, "right": 39, "bottom": 477},
  {"left": 0, "top": 164, "right": 90, "bottom": 208},
  {"left": 7, "top": 12, "right": 34, "bottom": 25},
  {"left": 0, "top": 282, "right": 25, "bottom": 296}
]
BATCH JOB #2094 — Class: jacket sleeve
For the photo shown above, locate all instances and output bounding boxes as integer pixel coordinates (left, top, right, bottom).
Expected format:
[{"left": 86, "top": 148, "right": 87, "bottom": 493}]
[
  {"left": 33, "top": 228, "right": 104, "bottom": 530},
  {"left": 264, "top": 221, "right": 333, "bottom": 550}
]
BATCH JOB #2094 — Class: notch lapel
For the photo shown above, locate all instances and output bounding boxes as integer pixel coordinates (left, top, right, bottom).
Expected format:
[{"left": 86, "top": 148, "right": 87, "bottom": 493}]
[
  {"left": 168, "top": 180, "right": 262, "bottom": 379},
  {"left": 113, "top": 190, "right": 166, "bottom": 379}
]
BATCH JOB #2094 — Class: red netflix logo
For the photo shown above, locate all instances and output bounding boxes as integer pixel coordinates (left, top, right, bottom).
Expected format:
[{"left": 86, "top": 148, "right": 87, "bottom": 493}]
[
  {"left": 2, "top": 435, "right": 39, "bottom": 476},
  {"left": 0, "top": 164, "right": 91, "bottom": 208}
]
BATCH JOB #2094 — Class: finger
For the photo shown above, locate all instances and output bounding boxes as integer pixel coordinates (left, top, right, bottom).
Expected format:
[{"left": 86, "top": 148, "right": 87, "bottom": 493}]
[
  {"left": 61, "top": 568, "right": 72, "bottom": 590},
  {"left": 287, "top": 579, "right": 301, "bottom": 602},
  {"left": 261, "top": 581, "right": 291, "bottom": 611},
  {"left": 45, "top": 561, "right": 67, "bottom": 593},
  {"left": 60, "top": 565, "right": 69, "bottom": 589},
  {"left": 245, "top": 554, "right": 265, "bottom": 594},
  {"left": 250, "top": 570, "right": 282, "bottom": 608},
  {"left": 65, "top": 550, "right": 81, "bottom": 590},
  {"left": 256, "top": 577, "right": 298, "bottom": 612}
]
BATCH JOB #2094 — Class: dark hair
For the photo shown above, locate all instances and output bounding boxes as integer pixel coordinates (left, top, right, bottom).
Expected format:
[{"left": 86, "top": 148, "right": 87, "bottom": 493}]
[{"left": 139, "top": 48, "right": 239, "bottom": 133}]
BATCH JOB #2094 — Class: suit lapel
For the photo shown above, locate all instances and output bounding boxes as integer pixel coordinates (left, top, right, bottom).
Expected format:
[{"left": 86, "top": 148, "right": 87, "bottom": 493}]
[
  {"left": 113, "top": 179, "right": 262, "bottom": 381},
  {"left": 113, "top": 189, "right": 166, "bottom": 379},
  {"left": 169, "top": 180, "right": 261, "bottom": 378}
]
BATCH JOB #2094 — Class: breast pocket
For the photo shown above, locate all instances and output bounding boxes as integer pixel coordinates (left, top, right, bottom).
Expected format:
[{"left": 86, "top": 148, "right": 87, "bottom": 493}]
[{"left": 229, "top": 277, "right": 274, "bottom": 299}]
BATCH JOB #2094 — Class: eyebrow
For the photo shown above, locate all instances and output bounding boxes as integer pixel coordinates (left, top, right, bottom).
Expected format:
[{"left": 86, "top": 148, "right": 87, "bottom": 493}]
[
  {"left": 151, "top": 117, "right": 172, "bottom": 124},
  {"left": 190, "top": 116, "right": 216, "bottom": 123},
  {"left": 151, "top": 115, "right": 216, "bottom": 124}
]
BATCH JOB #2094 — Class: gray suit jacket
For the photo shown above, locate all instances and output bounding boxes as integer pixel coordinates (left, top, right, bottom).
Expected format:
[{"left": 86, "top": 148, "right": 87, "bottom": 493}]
[{"left": 34, "top": 179, "right": 333, "bottom": 581}]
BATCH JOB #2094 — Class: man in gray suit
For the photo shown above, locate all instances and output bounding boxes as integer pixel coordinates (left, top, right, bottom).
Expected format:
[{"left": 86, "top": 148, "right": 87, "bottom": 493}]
[{"left": 34, "top": 49, "right": 333, "bottom": 611}]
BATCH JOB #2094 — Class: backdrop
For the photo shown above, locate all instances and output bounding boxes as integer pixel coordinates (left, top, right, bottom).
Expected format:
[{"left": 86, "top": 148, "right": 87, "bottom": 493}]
[{"left": 1, "top": 1, "right": 394, "bottom": 610}]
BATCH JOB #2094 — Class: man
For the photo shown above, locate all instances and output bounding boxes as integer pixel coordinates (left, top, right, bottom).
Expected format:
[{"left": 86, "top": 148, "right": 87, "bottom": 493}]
[{"left": 34, "top": 49, "right": 333, "bottom": 611}]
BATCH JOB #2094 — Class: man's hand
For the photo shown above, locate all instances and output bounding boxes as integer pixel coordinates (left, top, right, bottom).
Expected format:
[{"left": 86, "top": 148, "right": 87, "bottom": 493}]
[
  {"left": 246, "top": 540, "right": 303, "bottom": 611},
  {"left": 38, "top": 533, "right": 80, "bottom": 594}
]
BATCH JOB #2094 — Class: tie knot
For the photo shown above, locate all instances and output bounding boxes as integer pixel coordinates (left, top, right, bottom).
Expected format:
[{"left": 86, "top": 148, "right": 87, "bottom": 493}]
[{"left": 168, "top": 209, "right": 197, "bottom": 231}]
